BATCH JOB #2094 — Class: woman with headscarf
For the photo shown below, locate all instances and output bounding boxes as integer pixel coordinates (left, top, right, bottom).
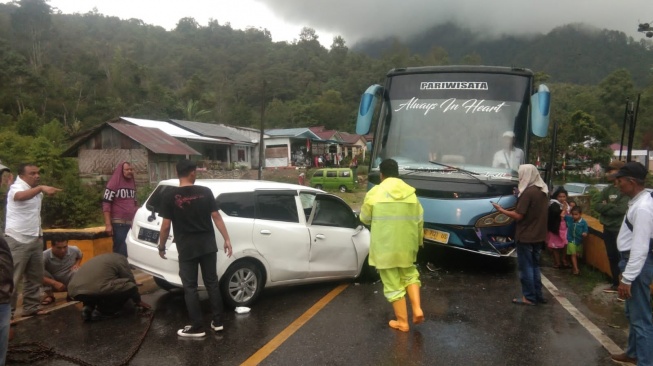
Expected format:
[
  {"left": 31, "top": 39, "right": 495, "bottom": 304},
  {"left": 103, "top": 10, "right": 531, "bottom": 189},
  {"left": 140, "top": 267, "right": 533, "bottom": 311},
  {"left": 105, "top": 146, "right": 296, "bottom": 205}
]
[
  {"left": 492, "top": 164, "right": 549, "bottom": 306},
  {"left": 102, "top": 162, "right": 137, "bottom": 257}
]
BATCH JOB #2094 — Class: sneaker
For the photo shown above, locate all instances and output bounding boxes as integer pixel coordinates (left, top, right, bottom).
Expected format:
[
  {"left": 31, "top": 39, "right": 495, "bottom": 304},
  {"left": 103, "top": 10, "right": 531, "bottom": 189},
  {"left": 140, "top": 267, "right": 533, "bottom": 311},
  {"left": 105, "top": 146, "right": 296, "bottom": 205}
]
[
  {"left": 210, "top": 320, "right": 224, "bottom": 332},
  {"left": 610, "top": 353, "right": 637, "bottom": 365},
  {"left": 177, "top": 325, "right": 206, "bottom": 338},
  {"left": 602, "top": 286, "right": 619, "bottom": 294}
]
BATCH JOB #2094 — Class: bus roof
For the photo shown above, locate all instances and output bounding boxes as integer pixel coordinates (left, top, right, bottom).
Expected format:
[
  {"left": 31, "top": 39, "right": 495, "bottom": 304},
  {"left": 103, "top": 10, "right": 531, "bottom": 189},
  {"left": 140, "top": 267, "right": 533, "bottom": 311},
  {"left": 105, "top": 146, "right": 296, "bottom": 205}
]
[{"left": 386, "top": 66, "right": 534, "bottom": 77}]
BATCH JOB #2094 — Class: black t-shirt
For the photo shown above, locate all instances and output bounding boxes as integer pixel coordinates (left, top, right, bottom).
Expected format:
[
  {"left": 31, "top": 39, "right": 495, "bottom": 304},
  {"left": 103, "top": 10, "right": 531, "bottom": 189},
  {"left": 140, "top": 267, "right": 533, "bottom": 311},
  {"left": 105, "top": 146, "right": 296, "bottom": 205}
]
[{"left": 159, "top": 185, "right": 218, "bottom": 260}]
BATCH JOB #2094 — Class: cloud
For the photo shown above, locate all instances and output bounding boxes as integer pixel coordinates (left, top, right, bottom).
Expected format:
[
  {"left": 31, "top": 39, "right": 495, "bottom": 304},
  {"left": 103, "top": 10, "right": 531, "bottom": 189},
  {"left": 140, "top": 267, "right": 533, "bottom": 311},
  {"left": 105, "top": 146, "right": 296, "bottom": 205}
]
[{"left": 254, "top": 0, "right": 652, "bottom": 44}]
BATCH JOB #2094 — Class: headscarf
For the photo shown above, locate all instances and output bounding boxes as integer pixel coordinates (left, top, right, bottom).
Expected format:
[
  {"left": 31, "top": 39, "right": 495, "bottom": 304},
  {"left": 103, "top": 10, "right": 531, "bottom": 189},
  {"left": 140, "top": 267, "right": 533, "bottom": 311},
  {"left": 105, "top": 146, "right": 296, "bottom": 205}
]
[
  {"left": 104, "top": 161, "right": 135, "bottom": 196},
  {"left": 517, "top": 164, "right": 548, "bottom": 197}
]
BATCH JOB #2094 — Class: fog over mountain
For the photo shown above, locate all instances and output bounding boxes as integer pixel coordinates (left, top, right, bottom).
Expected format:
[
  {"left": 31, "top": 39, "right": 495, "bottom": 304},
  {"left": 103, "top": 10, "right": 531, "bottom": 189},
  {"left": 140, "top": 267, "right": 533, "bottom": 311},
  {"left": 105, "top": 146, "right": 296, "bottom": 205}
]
[{"left": 255, "top": 0, "right": 652, "bottom": 44}]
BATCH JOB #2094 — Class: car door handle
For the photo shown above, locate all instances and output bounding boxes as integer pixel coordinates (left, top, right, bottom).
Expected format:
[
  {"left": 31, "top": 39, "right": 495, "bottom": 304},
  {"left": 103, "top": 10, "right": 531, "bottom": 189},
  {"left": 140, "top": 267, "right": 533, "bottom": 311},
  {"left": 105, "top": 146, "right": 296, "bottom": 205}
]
[
  {"left": 315, "top": 234, "right": 326, "bottom": 241},
  {"left": 260, "top": 230, "right": 272, "bottom": 235}
]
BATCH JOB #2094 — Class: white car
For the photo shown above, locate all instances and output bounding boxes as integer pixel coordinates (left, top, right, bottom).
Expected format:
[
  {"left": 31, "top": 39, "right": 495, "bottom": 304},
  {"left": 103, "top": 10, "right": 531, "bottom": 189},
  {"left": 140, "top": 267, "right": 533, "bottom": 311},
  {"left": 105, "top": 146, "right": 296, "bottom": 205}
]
[{"left": 126, "top": 179, "right": 372, "bottom": 307}]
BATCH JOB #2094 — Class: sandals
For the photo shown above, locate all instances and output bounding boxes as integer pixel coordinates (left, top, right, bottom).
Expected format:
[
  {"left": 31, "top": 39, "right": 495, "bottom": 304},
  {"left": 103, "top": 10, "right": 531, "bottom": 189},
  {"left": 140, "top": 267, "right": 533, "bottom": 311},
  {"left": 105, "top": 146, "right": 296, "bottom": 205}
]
[
  {"left": 512, "top": 298, "right": 536, "bottom": 306},
  {"left": 22, "top": 309, "right": 50, "bottom": 317},
  {"left": 41, "top": 295, "right": 55, "bottom": 306}
]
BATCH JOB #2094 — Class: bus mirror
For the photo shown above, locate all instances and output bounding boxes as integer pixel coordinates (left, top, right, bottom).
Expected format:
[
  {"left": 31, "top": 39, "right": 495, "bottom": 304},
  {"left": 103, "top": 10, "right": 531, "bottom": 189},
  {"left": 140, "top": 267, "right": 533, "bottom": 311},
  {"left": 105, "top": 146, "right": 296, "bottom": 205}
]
[
  {"left": 530, "top": 84, "right": 550, "bottom": 137},
  {"left": 356, "top": 84, "right": 383, "bottom": 135}
]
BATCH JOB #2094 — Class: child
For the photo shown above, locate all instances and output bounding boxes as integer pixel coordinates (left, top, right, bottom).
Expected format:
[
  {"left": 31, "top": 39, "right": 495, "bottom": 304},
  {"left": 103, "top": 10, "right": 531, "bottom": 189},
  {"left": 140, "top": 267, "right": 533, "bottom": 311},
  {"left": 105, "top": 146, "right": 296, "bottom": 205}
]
[
  {"left": 546, "top": 201, "right": 569, "bottom": 268},
  {"left": 565, "top": 206, "right": 589, "bottom": 275},
  {"left": 552, "top": 187, "right": 570, "bottom": 214}
]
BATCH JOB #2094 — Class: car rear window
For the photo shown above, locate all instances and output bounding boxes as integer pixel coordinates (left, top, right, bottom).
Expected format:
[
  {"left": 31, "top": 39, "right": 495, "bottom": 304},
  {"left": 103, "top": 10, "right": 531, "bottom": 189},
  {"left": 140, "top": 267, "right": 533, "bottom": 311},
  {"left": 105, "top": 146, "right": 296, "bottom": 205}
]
[
  {"left": 145, "top": 185, "right": 174, "bottom": 213},
  {"left": 216, "top": 192, "right": 256, "bottom": 219}
]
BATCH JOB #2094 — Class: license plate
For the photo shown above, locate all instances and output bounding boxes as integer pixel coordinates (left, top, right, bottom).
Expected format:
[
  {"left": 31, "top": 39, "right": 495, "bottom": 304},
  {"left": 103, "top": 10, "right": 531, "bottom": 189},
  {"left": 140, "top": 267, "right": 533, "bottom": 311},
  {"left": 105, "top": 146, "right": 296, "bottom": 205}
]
[
  {"left": 424, "top": 229, "right": 450, "bottom": 244},
  {"left": 138, "top": 227, "right": 160, "bottom": 244}
]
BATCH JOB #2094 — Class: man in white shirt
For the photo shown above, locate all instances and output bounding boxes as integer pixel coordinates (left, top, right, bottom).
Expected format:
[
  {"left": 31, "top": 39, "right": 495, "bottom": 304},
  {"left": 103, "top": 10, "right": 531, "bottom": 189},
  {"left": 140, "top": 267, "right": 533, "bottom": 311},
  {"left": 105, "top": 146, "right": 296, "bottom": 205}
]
[
  {"left": 492, "top": 131, "right": 524, "bottom": 170},
  {"left": 5, "top": 164, "right": 61, "bottom": 317},
  {"left": 611, "top": 162, "right": 653, "bottom": 366}
]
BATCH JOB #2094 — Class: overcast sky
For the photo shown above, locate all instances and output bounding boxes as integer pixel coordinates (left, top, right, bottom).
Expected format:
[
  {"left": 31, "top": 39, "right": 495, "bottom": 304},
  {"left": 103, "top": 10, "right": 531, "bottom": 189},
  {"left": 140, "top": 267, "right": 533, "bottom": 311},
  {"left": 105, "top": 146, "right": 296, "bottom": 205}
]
[{"left": 6, "top": 0, "right": 653, "bottom": 46}]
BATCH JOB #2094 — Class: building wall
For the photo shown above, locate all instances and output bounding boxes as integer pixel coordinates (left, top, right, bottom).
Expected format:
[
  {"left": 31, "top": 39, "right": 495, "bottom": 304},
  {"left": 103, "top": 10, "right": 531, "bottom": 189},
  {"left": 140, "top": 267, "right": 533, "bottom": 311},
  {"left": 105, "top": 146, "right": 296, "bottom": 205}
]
[
  {"left": 264, "top": 137, "right": 291, "bottom": 167},
  {"left": 77, "top": 148, "right": 149, "bottom": 186}
]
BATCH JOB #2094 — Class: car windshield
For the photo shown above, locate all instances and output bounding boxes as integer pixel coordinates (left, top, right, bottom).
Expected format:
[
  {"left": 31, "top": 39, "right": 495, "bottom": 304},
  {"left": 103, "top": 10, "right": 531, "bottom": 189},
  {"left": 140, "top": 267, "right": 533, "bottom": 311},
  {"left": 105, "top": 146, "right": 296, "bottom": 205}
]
[
  {"left": 375, "top": 72, "right": 531, "bottom": 178},
  {"left": 563, "top": 184, "right": 586, "bottom": 194}
]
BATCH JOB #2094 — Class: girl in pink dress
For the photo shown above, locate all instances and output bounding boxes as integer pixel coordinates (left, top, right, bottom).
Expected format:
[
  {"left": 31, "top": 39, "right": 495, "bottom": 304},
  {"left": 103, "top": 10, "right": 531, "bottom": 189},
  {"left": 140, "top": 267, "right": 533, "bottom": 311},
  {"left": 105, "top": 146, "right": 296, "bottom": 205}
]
[{"left": 547, "top": 201, "right": 569, "bottom": 268}]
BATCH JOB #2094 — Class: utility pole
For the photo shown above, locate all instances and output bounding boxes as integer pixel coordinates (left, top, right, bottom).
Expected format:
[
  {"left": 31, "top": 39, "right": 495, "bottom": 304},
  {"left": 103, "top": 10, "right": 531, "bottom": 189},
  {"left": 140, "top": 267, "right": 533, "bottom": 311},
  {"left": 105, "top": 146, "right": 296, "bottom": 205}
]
[
  {"left": 258, "top": 80, "right": 267, "bottom": 180},
  {"left": 626, "top": 94, "right": 641, "bottom": 162},
  {"left": 619, "top": 99, "right": 630, "bottom": 161}
]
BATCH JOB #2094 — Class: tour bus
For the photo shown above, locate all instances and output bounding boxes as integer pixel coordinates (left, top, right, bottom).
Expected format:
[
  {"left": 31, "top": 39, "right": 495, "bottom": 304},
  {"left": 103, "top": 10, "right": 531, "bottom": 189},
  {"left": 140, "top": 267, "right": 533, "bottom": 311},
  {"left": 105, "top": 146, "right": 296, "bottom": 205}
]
[{"left": 356, "top": 66, "right": 550, "bottom": 257}]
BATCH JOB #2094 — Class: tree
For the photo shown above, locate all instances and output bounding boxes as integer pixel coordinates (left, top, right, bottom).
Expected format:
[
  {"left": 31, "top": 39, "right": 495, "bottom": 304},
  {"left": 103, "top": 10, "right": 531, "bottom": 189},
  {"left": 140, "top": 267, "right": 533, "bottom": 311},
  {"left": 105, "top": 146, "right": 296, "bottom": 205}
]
[{"left": 10, "top": 0, "right": 52, "bottom": 71}]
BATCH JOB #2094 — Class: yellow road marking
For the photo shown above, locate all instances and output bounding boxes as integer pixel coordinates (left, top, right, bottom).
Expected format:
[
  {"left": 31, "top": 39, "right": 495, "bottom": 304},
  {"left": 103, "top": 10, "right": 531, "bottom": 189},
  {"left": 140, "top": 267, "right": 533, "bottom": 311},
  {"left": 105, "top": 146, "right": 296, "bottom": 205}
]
[{"left": 240, "top": 283, "right": 349, "bottom": 366}]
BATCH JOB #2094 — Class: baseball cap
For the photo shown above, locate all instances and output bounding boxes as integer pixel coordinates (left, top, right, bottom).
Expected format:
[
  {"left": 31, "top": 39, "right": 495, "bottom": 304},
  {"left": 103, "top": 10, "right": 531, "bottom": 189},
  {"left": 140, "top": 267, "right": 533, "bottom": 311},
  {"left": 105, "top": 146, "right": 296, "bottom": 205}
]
[
  {"left": 502, "top": 131, "right": 515, "bottom": 138},
  {"left": 0, "top": 163, "right": 9, "bottom": 173},
  {"left": 614, "top": 161, "right": 648, "bottom": 180},
  {"left": 607, "top": 160, "right": 625, "bottom": 171}
]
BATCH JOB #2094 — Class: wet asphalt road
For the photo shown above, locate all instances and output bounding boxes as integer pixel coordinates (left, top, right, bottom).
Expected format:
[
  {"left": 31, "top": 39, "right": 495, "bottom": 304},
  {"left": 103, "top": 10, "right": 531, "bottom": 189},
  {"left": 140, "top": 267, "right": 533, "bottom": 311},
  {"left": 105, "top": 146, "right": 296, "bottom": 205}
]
[{"left": 9, "top": 246, "right": 628, "bottom": 366}]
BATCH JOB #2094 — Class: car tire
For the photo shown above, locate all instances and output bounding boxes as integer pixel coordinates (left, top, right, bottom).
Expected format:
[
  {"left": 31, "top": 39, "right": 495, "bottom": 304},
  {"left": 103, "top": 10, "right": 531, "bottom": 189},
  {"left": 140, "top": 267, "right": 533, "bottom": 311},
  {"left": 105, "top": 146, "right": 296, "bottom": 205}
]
[
  {"left": 153, "top": 276, "right": 179, "bottom": 291},
  {"left": 356, "top": 257, "right": 379, "bottom": 282},
  {"left": 315, "top": 184, "right": 323, "bottom": 190},
  {"left": 339, "top": 185, "right": 347, "bottom": 193},
  {"left": 221, "top": 261, "right": 263, "bottom": 308}
]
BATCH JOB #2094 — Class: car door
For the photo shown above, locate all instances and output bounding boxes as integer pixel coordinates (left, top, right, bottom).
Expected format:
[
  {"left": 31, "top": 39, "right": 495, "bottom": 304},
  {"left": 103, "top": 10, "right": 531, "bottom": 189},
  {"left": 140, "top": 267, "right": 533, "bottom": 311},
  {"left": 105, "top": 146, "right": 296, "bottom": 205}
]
[
  {"left": 324, "top": 170, "right": 338, "bottom": 189},
  {"left": 252, "top": 191, "right": 310, "bottom": 282},
  {"left": 306, "top": 194, "right": 361, "bottom": 277}
]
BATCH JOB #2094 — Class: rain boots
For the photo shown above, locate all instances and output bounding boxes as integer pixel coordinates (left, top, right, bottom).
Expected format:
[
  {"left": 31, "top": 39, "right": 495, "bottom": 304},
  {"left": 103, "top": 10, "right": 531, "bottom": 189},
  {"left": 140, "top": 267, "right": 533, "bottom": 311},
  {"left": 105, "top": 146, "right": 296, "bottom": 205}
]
[
  {"left": 389, "top": 297, "right": 410, "bottom": 332},
  {"left": 406, "top": 283, "right": 424, "bottom": 324}
]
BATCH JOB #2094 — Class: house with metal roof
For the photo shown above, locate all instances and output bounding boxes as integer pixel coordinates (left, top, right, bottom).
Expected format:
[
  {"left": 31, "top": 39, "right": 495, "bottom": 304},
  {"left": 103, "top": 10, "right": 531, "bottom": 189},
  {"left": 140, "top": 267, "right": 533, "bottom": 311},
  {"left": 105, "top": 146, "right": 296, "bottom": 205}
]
[
  {"left": 62, "top": 120, "right": 201, "bottom": 184},
  {"left": 168, "top": 119, "right": 261, "bottom": 168}
]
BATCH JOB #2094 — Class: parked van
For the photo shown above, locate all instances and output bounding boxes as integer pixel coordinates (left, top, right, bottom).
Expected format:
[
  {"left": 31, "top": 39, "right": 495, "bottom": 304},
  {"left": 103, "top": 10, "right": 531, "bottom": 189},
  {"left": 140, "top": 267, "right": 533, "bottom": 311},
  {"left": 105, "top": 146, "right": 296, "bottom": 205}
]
[{"left": 310, "top": 168, "right": 357, "bottom": 192}]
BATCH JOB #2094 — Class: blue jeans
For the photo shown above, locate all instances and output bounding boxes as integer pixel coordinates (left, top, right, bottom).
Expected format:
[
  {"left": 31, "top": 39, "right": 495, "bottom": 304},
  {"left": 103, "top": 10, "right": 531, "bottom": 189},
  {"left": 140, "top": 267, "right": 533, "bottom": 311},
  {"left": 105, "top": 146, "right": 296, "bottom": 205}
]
[
  {"left": 178, "top": 252, "right": 223, "bottom": 330},
  {"left": 516, "top": 242, "right": 543, "bottom": 303},
  {"left": 619, "top": 253, "right": 653, "bottom": 365},
  {"left": 0, "top": 303, "right": 10, "bottom": 366},
  {"left": 112, "top": 224, "right": 130, "bottom": 257}
]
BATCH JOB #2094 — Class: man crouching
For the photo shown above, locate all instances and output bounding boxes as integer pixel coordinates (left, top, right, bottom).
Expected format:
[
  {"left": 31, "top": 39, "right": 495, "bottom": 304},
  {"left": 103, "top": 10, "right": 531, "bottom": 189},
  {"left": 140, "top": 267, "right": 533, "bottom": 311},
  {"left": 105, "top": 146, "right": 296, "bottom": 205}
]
[{"left": 68, "top": 253, "right": 150, "bottom": 321}]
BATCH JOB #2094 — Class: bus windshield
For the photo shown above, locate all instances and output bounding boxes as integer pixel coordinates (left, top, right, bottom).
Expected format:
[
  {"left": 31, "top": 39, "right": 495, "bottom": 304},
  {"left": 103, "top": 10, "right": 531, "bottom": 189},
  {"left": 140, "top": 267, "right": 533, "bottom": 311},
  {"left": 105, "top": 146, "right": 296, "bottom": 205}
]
[{"left": 375, "top": 72, "right": 532, "bottom": 178}]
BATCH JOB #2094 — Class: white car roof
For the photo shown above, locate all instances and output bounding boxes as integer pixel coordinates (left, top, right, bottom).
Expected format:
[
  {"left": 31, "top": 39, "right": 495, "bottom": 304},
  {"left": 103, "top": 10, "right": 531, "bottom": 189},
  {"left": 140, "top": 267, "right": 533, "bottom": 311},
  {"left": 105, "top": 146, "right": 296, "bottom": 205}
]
[{"left": 156, "top": 179, "right": 323, "bottom": 194}]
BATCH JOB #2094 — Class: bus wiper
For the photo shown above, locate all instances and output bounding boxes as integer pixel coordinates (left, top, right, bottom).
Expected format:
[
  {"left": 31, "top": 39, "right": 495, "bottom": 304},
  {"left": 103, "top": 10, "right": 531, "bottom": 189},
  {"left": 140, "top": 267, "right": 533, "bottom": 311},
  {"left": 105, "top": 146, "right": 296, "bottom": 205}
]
[
  {"left": 400, "top": 167, "right": 450, "bottom": 176},
  {"left": 428, "top": 160, "right": 495, "bottom": 191}
]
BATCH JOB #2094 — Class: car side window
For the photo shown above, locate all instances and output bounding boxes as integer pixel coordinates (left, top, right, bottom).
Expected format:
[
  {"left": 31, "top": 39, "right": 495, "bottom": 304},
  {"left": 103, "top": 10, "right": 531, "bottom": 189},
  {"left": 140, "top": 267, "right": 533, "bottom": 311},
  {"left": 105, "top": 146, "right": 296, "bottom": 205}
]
[
  {"left": 311, "top": 197, "right": 356, "bottom": 228},
  {"left": 339, "top": 170, "right": 351, "bottom": 178},
  {"left": 326, "top": 171, "right": 337, "bottom": 178},
  {"left": 216, "top": 192, "right": 256, "bottom": 219},
  {"left": 313, "top": 170, "right": 323, "bottom": 178},
  {"left": 257, "top": 194, "right": 299, "bottom": 223},
  {"left": 299, "top": 193, "right": 316, "bottom": 221}
]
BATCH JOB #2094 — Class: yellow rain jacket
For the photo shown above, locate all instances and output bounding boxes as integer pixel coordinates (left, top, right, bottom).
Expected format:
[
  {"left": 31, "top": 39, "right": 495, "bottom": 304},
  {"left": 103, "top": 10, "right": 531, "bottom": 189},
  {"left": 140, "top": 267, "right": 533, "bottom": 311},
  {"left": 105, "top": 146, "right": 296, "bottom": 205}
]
[{"left": 360, "top": 177, "right": 424, "bottom": 269}]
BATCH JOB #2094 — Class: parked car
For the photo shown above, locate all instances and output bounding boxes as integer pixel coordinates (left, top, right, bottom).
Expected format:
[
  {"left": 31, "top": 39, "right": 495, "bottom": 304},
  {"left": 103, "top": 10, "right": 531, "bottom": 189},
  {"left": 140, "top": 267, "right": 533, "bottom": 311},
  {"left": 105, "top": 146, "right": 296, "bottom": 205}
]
[
  {"left": 563, "top": 183, "right": 593, "bottom": 197},
  {"left": 310, "top": 168, "right": 357, "bottom": 192},
  {"left": 126, "top": 179, "right": 372, "bottom": 307}
]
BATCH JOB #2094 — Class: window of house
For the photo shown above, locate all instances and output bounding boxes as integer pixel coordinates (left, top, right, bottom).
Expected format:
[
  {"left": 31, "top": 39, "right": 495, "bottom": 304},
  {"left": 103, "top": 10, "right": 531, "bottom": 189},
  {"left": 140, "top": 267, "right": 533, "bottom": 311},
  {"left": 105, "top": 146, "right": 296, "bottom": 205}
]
[
  {"left": 238, "top": 149, "right": 246, "bottom": 162},
  {"left": 256, "top": 194, "right": 298, "bottom": 223},
  {"left": 216, "top": 192, "right": 256, "bottom": 219}
]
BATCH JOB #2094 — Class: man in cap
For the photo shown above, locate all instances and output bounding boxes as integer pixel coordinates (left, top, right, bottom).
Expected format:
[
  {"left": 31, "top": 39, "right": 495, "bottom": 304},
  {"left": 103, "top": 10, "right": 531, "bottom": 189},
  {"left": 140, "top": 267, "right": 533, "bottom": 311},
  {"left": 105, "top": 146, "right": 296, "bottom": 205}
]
[
  {"left": 492, "top": 131, "right": 524, "bottom": 170},
  {"left": 611, "top": 162, "right": 653, "bottom": 365},
  {"left": 595, "top": 160, "right": 629, "bottom": 295}
]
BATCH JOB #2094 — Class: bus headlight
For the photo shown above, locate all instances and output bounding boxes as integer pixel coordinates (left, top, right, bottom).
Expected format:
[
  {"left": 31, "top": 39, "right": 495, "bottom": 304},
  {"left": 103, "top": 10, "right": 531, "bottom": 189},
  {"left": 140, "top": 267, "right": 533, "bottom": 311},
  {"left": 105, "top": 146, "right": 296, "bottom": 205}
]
[{"left": 475, "top": 211, "right": 514, "bottom": 227}]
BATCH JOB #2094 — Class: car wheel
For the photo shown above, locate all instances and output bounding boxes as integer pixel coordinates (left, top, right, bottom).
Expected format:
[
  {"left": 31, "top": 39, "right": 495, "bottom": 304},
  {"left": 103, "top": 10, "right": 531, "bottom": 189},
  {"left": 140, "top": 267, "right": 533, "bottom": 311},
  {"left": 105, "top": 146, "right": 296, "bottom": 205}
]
[
  {"left": 356, "top": 256, "right": 379, "bottom": 282},
  {"left": 339, "top": 185, "right": 347, "bottom": 193},
  {"left": 221, "top": 261, "right": 263, "bottom": 308},
  {"left": 153, "top": 276, "right": 179, "bottom": 291},
  {"left": 315, "top": 184, "right": 323, "bottom": 190}
]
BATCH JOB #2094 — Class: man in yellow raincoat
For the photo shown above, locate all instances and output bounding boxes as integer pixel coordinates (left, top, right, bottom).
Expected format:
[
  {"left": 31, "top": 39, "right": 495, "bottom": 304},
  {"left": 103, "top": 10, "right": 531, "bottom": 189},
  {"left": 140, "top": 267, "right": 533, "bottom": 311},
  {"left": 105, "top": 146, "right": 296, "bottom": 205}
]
[{"left": 360, "top": 159, "right": 424, "bottom": 332}]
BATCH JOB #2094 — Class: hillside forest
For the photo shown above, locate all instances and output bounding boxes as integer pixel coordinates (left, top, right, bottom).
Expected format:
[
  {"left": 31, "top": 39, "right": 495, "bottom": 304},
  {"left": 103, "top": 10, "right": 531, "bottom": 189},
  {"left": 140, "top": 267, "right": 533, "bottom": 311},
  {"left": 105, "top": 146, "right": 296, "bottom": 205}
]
[{"left": 1, "top": 0, "right": 653, "bottom": 227}]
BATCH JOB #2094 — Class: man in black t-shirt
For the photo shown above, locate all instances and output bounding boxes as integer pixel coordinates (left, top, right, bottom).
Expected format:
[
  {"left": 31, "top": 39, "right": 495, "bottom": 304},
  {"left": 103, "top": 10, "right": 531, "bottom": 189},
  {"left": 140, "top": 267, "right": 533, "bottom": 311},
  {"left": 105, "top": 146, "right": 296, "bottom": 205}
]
[{"left": 158, "top": 159, "right": 233, "bottom": 338}]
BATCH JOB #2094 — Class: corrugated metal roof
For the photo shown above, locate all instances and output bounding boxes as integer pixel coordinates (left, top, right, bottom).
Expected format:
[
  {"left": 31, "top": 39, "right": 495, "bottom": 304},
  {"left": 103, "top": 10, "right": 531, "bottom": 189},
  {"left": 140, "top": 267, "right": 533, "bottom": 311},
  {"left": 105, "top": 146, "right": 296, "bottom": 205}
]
[
  {"left": 169, "top": 119, "right": 255, "bottom": 144},
  {"left": 109, "top": 123, "right": 201, "bottom": 155},
  {"left": 265, "top": 128, "right": 321, "bottom": 139},
  {"left": 121, "top": 117, "right": 230, "bottom": 144}
]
